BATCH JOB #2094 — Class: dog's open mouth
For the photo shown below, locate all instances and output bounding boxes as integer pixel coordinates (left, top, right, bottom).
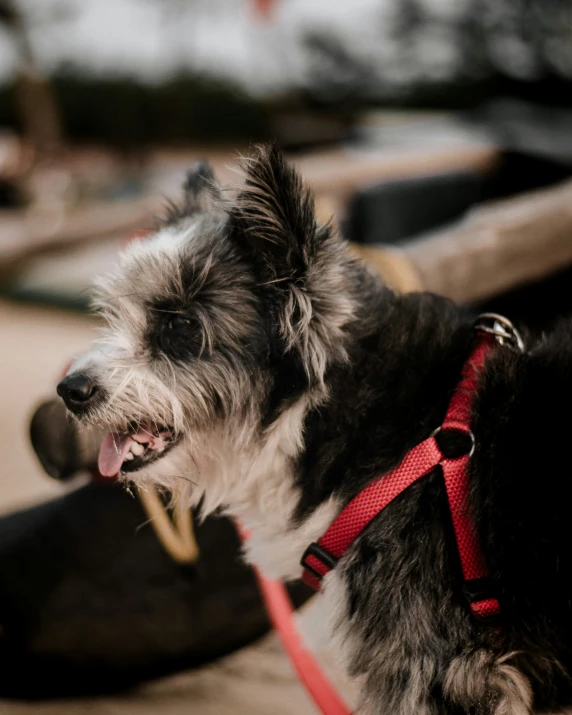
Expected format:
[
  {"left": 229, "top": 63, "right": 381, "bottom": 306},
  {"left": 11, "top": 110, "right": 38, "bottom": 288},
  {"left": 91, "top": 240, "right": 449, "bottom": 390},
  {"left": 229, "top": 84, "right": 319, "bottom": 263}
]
[{"left": 98, "top": 426, "right": 177, "bottom": 477}]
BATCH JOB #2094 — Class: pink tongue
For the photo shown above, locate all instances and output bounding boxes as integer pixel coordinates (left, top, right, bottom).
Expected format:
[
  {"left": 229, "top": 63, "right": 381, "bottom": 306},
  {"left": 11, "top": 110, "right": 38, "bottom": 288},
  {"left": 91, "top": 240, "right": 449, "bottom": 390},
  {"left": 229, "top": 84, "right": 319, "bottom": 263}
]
[{"left": 98, "top": 433, "right": 134, "bottom": 477}]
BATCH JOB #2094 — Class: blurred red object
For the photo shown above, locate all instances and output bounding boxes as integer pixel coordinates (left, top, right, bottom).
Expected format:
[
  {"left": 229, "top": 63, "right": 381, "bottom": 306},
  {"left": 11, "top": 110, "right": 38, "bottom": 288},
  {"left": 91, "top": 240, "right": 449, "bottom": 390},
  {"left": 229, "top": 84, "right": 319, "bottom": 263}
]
[
  {"left": 253, "top": 0, "right": 275, "bottom": 20},
  {"left": 237, "top": 522, "right": 351, "bottom": 715},
  {"left": 255, "top": 571, "right": 352, "bottom": 715}
]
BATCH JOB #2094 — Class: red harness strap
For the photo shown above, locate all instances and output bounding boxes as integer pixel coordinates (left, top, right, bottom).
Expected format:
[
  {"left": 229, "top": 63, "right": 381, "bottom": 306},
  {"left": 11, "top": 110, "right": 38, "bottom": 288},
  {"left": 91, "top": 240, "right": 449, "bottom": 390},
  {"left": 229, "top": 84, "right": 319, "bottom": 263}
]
[{"left": 301, "top": 332, "right": 501, "bottom": 621}]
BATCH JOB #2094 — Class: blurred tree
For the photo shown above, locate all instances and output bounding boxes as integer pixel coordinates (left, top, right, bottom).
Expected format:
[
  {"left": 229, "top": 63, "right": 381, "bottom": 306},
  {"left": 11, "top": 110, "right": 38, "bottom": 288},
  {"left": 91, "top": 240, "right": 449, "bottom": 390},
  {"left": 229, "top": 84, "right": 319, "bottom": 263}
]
[
  {"left": 0, "top": 0, "right": 63, "bottom": 157},
  {"left": 301, "top": 0, "right": 572, "bottom": 107}
]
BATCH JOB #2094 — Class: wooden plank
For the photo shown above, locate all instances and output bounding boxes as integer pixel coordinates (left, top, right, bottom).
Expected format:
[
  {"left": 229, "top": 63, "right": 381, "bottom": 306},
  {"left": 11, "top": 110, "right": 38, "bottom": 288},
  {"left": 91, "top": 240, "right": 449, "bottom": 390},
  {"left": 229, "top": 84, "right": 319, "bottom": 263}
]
[
  {"left": 0, "top": 196, "right": 162, "bottom": 267},
  {"left": 401, "top": 179, "right": 572, "bottom": 303},
  {"left": 294, "top": 143, "right": 499, "bottom": 201}
]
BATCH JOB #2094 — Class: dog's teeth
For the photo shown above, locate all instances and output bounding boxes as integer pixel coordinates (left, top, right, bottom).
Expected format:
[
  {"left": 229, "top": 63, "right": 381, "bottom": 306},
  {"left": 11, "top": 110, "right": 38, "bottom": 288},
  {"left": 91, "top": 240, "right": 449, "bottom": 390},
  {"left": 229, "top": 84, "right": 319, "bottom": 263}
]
[
  {"left": 124, "top": 452, "right": 135, "bottom": 460},
  {"left": 131, "top": 442, "right": 145, "bottom": 456}
]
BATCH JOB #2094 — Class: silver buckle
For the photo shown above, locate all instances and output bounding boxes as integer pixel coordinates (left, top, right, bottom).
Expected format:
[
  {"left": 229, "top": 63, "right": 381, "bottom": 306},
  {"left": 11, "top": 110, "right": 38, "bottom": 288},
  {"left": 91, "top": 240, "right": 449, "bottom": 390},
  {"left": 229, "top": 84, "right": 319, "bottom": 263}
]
[{"left": 474, "top": 313, "right": 525, "bottom": 353}]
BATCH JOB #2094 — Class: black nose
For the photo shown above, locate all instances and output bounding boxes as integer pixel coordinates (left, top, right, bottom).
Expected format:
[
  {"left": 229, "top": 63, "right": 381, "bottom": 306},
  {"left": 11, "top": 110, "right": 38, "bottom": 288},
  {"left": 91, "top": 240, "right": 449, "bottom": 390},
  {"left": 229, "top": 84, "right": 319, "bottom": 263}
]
[{"left": 57, "top": 373, "right": 99, "bottom": 414}]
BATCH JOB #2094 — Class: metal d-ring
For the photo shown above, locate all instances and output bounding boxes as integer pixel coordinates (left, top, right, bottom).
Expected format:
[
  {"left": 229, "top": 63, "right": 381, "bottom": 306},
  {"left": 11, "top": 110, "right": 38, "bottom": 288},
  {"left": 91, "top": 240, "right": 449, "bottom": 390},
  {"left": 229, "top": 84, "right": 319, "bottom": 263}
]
[
  {"left": 474, "top": 313, "right": 525, "bottom": 353},
  {"left": 431, "top": 425, "right": 476, "bottom": 458}
]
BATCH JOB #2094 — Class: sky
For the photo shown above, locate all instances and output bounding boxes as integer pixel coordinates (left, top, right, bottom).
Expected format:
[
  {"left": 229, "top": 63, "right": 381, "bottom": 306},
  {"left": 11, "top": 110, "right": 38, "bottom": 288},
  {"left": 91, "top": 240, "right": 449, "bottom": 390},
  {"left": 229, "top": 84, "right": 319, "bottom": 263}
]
[
  {"left": 0, "top": 0, "right": 388, "bottom": 91},
  {"left": 0, "top": 0, "right": 566, "bottom": 95}
]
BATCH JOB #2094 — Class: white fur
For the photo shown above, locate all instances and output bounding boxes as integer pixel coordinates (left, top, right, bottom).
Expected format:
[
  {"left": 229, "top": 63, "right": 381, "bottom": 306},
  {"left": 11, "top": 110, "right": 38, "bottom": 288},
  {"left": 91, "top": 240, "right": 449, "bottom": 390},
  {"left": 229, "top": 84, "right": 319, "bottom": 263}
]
[{"left": 131, "top": 392, "right": 341, "bottom": 581}]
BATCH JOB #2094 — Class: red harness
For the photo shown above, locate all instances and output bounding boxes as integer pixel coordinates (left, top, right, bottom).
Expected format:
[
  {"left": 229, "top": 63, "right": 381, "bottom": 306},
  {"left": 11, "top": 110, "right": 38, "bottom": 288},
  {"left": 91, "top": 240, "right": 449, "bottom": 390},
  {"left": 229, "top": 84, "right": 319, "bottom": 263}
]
[{"left": 300, "top": 330, "right": 501, "bottom": 621}]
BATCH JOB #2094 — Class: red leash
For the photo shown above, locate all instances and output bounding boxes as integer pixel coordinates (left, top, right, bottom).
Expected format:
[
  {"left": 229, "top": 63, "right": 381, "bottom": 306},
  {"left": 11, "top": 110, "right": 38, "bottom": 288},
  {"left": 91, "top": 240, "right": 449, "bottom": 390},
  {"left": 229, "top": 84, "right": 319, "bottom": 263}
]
[
  {"left": 254, "top": 570, "right": 352, "bottom": 714},
  {"left": 236, "top": 522, "right": 352, "bottom": 713}
]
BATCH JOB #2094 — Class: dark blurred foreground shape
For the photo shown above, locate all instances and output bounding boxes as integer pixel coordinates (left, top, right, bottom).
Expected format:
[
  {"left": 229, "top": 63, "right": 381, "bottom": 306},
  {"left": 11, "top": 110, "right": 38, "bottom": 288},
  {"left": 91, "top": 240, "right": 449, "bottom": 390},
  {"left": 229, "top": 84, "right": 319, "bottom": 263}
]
[{"left": 0, "top": 475, "right": 310, "bottom": 698}]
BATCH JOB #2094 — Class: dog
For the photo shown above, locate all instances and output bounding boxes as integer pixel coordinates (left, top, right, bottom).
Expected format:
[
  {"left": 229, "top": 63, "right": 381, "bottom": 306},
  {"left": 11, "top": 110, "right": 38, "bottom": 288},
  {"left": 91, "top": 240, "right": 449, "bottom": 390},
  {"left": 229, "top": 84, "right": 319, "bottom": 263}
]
[{"left": 56, "top": 144, "right": 572, "bottom": 714}]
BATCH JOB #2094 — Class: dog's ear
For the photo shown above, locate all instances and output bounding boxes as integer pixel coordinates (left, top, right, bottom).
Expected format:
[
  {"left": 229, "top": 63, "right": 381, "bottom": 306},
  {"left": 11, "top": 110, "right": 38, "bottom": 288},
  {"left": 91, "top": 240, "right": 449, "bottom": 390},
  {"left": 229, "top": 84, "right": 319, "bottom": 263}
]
[
  {"left": 231, "top": 144, "right": 354, "bottom": 386},
  {"left": 166, "top": 161, "right": 221, "bottom": 223},
  {"left": 182, "top": 161, "right": 221, "bottom": 212},
  {"left": 230, "top": 143, "right": 323, "bottom": 282},
  {"left": 183, "top": 161, "right": 222, "bottom": 211}
]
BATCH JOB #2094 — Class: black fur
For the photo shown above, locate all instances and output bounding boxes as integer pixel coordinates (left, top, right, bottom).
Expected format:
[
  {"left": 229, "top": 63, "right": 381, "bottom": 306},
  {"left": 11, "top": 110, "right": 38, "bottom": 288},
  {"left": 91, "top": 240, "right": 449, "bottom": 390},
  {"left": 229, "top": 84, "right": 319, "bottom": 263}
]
[
  {"left": 296, "top": 290, "right": 473, "bottom": 517},
  {"left": 471, "top": 327, "right": 572, "bottom": 708},
  {"left": 228, "top": 148, "right": 572, "bottom": 711},
  {"left": 230, "top": 143, "right": 321, "bottom": 284}
]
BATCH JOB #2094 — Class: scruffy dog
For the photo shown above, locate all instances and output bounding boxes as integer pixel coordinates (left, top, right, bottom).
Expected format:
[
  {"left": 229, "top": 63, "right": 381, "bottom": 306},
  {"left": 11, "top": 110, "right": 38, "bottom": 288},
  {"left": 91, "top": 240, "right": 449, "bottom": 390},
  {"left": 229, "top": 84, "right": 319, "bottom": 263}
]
[{"left": 57, "top": 145, "right": 572, "bottom": 714}]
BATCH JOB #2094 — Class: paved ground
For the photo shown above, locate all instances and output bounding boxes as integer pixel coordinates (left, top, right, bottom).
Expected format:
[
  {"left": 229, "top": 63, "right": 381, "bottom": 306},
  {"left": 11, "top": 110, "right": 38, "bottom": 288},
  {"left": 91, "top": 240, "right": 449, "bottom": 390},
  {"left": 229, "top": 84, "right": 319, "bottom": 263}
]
[{"left": 0, "top": 299, "right": 95, "bottom": 512}]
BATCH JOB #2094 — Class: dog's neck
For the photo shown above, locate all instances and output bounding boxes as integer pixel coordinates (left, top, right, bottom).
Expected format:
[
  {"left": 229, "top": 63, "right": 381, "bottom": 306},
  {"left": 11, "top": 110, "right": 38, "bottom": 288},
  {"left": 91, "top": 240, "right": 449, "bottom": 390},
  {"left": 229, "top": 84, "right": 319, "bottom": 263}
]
[
  {"left": 192, "top": 289, "right": 477, "bottom": 581},
  {"left": 177, "top": 282, "right": 477, "bottom": 581},
  {"left": 181, "top": 393, "right": 340, "bottom": 580},
  {"left": 234, "top": 397, "right": 342, "bottom": 581}
]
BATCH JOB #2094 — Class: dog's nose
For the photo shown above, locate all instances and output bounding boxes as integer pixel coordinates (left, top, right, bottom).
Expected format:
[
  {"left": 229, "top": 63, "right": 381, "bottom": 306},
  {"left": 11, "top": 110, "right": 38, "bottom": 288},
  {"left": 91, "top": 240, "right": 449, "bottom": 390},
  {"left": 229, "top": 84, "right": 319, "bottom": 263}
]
[{"left": 57, "top": 373, "right": 99, "bottom": 414}]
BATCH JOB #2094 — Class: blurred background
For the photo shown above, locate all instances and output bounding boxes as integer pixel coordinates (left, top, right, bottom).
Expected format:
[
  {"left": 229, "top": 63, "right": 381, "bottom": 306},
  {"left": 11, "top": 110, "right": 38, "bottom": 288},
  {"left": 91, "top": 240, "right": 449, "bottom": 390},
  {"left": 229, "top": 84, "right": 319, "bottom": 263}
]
[{"left": 2, "top": 0, "right": 572, "bottom": 713}]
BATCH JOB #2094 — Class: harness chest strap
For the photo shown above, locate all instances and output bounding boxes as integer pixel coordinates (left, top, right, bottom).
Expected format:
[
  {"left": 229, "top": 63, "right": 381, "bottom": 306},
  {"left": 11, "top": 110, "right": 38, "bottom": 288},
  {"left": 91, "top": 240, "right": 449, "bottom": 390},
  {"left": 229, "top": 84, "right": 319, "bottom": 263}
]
[{"left": 301, "top": 332, "right": 501, "bottom": 621}]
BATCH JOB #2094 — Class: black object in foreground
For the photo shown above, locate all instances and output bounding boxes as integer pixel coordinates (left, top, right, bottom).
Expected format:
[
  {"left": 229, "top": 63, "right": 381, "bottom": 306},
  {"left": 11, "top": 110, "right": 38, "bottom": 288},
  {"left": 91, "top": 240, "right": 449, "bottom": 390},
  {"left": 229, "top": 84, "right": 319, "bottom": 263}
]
[{"left": 0, "top": 482, "right": 311, "bottom": 698}]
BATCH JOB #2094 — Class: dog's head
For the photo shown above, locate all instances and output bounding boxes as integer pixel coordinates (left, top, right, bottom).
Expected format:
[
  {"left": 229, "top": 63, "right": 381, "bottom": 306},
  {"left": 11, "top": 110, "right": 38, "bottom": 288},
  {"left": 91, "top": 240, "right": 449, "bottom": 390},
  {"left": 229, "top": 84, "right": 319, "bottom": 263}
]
[{"left": 57, "top": 145, "right": 354, "bottom": 505}]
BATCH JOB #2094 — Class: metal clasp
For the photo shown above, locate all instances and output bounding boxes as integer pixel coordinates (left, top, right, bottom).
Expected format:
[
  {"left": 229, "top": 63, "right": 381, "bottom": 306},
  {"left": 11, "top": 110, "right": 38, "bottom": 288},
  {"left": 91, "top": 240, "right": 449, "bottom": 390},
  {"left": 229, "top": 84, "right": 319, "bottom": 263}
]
[{"left": 474, "top": 313, "right": 525, "bottom": 353}]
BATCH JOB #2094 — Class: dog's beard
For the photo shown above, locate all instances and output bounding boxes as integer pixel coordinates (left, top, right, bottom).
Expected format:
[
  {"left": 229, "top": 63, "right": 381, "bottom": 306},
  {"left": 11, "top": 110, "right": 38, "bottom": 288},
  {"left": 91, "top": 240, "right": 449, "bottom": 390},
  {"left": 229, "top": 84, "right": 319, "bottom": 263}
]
[
  {"left": 112, "top": 429, "right": 246, "bottom": 516},
  {"left": 74, "top": 354, "right": 205, "bottom": 481},
  {"left": 117, "top": 438, "right": 199, "bottom": 504},
  {"left": 86, "top": 393, "right": 252, "bottom": 513}
]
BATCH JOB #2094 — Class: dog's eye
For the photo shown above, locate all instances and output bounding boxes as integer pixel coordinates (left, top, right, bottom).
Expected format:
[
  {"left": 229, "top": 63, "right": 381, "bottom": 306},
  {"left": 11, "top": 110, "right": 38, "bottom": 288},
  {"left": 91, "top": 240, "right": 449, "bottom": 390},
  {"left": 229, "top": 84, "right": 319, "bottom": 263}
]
[
  {"left": 148, "top": 306, "right": 205, "bottom": 361},
  {"left": 167, "top": 315, "right": 192, "bottom": 330}
]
